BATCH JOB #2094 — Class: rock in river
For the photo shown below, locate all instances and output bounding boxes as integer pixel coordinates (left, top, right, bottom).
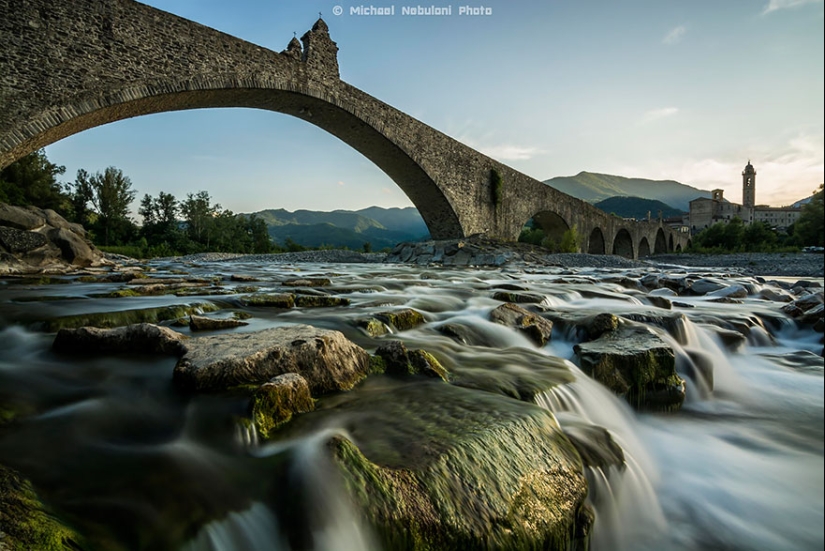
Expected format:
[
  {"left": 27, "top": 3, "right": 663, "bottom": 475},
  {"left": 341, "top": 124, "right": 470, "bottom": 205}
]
[
  {"left": 173, "top": 325, "right": 370, "bottom": 393},
  {"left": 250, "top": 373, "right": 316, "bottom": 439},
  {"left": 574, "top": 324, "right": 685, "bottom": 411},
  {"left": 490, "top": 302, "right": 554, "bottom": 346},
  {"left": 53, "top": 323, "right": 188, "bottom": 355}
]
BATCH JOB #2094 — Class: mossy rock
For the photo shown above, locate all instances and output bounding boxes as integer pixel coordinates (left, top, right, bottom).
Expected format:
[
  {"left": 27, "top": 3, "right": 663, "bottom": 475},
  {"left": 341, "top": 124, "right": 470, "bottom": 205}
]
[
  {"left": 356, "top": 317, "right": 391, "bottom": 337},
  {"left": 574, "top": 324, "right": 685, "bottom": 411},
  {"left": 250, "top": 373, "right": 316, "bottom": 439},
  {"left": 239, "top": 293, "right": 295, "bottom": 308},
  {"left": 0, "top": 464, "right": 87, "bottom": 551},
  {"left": 375, "top": 341, "right": 449, "bottom": 382},
  {"left": 279, "top": 380, "right": 591, "bottom": 550},
  {"left": 294, "top": 295, "right": 350, "bottom": 308},
  {"left": 1, "top": 403, "right": 87, "bottom": 550},
  {"left": 375, "top": 309, "right": 425, "bottom": 332},
  {"left": 42, "top": 302, "right": 220, "bottom": 332},
  {"left": 491, "top": 291, "right": 545, "bottom": 304}
]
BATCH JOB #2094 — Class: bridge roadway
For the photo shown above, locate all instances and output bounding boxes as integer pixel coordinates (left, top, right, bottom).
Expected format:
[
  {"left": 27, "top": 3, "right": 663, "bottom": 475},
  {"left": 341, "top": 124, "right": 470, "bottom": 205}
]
[{"left": 0, "top": 0, "right": 690, "bottom": 257}]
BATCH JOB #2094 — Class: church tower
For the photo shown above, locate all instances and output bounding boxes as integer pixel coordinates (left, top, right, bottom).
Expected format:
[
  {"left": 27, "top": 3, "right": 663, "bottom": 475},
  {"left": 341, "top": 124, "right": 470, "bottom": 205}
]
[{"left": 742, "top": 161, "right": 756, "bottom": 208}]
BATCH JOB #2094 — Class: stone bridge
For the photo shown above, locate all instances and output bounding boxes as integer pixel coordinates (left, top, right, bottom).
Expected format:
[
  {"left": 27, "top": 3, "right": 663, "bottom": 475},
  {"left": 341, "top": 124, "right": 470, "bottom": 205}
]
[{"left": 0, "top": 0, "right": 690, "bottom": 258}]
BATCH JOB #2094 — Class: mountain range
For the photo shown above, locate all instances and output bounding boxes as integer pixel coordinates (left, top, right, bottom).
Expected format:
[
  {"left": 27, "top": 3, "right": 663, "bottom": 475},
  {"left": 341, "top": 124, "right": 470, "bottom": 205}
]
[
  {"left": 543, "top": 171, "right": 711, "bottom": 212},
  {"left": 249, "top": 207, "right": 429, "bottom": 250}
]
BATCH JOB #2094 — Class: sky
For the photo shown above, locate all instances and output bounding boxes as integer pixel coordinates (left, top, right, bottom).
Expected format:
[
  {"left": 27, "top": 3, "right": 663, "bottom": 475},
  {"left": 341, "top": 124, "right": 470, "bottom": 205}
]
[{"left": 44, "top": 0, "right": 825, "bottom": 214}]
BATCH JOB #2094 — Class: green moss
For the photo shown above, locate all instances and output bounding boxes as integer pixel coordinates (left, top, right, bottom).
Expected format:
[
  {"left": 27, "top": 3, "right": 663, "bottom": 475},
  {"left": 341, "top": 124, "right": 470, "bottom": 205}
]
[
  {"left": 250, "top": 378, "right": 316, "bottom": 439},
  {"left": 356, "top": 318, "right": 390, "bottom": 337},
  {"left": 0, "top": 464, "right": 87, "bottom": 551},
  {"left": 408, "top": 350, "right": 449, "bottom": 382},
  {"left": 98, "top": 288, "right": 141, "bottom": 298},
  {"left": 232, "top": 311, "right": 253, "bottom": 320},
  {"left": 42, "top": 302, "right": 220, "bottom": 332},
  {"left": 369, "top": 355, "right": 387, "bottom": 374},
  {"left": 491, "top": 168, "right": 503, "bottom": 207},
  {"left": 376, "top": 309, "right": 425, "bottom": 331}
]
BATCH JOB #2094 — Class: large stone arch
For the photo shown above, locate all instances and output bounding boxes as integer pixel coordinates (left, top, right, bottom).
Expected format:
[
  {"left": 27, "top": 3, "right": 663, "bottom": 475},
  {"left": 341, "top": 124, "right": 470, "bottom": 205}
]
[
  {"left": 654, "top": 229, "right": 668, "bottom": 255},
  {"left": 638, "top": 237, "right": 651, "bottom": 258},
  {"left": 0, "top": 78, "right": 468, "bottom": 239},
  {"left": 587, "top": 227, "right": 606, "bottom": 254},
  {"left": 669, "top": 234, "right": 675, "bottom": 252},
  {"left": 612, "top": 229, "right": 634, "bottom": 259}
]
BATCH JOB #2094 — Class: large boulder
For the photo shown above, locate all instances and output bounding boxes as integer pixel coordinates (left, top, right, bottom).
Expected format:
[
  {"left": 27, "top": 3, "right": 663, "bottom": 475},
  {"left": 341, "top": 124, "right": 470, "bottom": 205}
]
[
  {"left": 0, "top": 203, "right": 105, "bottom": 274},
  {"left": 283, "top": 379, "right": 592, "bottom": 550},
  {"left": 173, "top": 325, "right": 370, "bottom": 393},
  {"left": 0, "top": 203, "right": 45, "bottom": 230},
  {"left": 574, "top": 324, "right": 685, "bottom": 411}
]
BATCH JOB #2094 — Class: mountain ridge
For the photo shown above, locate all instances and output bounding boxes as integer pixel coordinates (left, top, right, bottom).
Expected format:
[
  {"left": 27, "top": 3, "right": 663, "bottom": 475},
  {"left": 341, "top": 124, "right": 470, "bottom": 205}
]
[{"left": 543, "top": 171, "right": 711, "bottom": 211}]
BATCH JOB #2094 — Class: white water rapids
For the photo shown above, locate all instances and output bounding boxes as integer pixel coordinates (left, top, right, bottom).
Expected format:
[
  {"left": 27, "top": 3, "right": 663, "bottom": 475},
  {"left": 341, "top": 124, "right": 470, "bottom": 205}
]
[{"left": 0, "top": 261, "right": 821, "bottom": 550}]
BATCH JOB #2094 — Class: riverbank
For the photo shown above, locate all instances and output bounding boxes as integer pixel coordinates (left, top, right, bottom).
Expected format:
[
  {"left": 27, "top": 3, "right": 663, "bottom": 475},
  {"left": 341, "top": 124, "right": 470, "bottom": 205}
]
[{"left": 142, "top": 246, "right": 824, "bottom": 278}]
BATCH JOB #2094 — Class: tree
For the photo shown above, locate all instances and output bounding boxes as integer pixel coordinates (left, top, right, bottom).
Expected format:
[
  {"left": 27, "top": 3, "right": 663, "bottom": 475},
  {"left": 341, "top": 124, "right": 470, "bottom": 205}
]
[
  {"left": 0, "top": 149, "right": 68, "bottom": 212},
  {"left": 559, "top": 227, "right": 580, "bottom": 253},
  {"left": 68, "top": 167, "right": 137, "bottom": 245},
  {"left": 721, "top": 217, "right": 745, "bottom": 250},
  {"left": 180, "top": 191, "right": 219, "bottom": 246},
  {"left": 743, "top": 221, "right": 777, "bottom": 251},
  {"left": 795, "top": 184, "right": 824, "bottom": 247}
]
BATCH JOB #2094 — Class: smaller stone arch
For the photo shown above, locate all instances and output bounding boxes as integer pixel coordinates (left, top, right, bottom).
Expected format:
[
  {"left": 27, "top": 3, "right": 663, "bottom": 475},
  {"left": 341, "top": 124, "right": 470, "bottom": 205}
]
[
  {"left": 588, "top": 227, "right": 606, "bottom": 254},
  {"left": 654, "top": 229, "right": 668, "bottom": 254},
  {"left": 612, "top": 229, "right": 634, "bottom": 259},
  {"left": 521, "top": 210, "right": 571, "bottom": 251},
  {"left": 687, "top": 239, "right": 693, "bottom": 249},
  {"left": 675, "top": 244, "right": 683, "bottom": 252},
  {"left": 638, "top": 237, "right": 651, "bottom": 258},
  {"left": 669, "top": 234, "right": 675, "bottom": 252}
]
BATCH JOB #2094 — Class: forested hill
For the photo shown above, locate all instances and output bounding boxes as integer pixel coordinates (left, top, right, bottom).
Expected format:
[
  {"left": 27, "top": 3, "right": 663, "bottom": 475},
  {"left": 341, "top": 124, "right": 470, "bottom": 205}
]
[{"left": 248, "top": 206, "right": 428, "bottom": 250}]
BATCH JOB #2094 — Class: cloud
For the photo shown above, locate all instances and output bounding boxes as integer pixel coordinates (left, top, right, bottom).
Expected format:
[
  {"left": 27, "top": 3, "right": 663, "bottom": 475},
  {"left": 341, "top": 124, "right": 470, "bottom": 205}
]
[
  {"left": 476, "top": 144, "right": 543, "bottom": 161},
  {"left": 663, "top": 25, "right": 687, "bottom": 45},
  {"left": 381, "top": 187, "right": 392, "bottom": 194},
  {"left": 337, "top": 180, "right": 345, "bottom": 186},
  {"left": 638, "top": 107, "right": 679, "bottom": 125},
  {"left": 762, "top": 0, "right": 823, "bottom": 15}
]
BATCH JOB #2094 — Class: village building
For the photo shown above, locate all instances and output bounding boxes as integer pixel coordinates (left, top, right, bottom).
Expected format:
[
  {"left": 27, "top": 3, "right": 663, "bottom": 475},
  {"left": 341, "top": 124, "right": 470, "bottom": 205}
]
[{"left": 687, "top": 161, "right": 802, "bottom": 233}]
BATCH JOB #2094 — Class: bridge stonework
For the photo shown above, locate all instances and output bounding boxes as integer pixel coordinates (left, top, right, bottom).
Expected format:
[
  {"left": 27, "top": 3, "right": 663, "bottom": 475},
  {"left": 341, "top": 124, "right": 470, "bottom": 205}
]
[{"left": 0, "top": 0, "right": 689, "bottom": 257}]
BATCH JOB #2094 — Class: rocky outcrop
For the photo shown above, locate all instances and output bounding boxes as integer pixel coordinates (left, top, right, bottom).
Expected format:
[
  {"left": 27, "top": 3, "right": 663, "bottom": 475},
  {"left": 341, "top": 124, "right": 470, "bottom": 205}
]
[
  {"left": 173, "top": 325, "right": 370, "bottom": 393},
  {"left": 574, "top": 324, "right": 685, "bottom": 411},
  {"left": 0, "top": 203, "right": 106, "bottom": 274}
]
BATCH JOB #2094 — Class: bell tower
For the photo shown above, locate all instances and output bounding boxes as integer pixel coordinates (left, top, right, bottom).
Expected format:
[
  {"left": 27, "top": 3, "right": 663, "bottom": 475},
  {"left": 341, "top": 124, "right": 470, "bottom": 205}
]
[{"left": 742, "top": 161, "right": 756, "bottom": 208}]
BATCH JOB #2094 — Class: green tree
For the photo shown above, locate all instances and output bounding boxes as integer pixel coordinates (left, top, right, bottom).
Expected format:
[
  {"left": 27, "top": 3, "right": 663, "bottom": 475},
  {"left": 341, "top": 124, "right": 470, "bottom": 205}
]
[
  {"left": 0, "top": 150, "right": 68, "bottom": 211},
  {"left": 743, "top": 221, "right": 777, "bottom": 251},
  {"left": 559, "top": 227, "right": 580, "bottom": 253},
  {"left": 68, "top": 167, "right": 137, "bottom": 245},
  {"left": 721, "top": 217, "right": 745, "bottom": 251},
  {"left": 180, "top": 191, "right": 219, "bottom": 246},
  {"left": 795, "top": 184, "right": 824, "bottom": 247}
]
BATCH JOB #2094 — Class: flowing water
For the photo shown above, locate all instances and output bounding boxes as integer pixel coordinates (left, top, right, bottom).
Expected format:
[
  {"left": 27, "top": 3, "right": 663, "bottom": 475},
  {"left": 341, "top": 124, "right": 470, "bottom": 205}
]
[{"left": 0, "top": 260, "right": 822, "bottom": 550}]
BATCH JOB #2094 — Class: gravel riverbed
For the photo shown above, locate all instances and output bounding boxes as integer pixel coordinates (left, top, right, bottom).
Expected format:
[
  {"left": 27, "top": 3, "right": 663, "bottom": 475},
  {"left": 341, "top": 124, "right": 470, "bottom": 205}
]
[{"left": 148, "top": 248, "right": 823, "bottom": 278}]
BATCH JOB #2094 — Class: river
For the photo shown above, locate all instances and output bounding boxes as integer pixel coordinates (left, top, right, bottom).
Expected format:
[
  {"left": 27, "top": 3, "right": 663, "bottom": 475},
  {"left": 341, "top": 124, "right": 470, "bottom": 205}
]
[{"left": 0, "top": 258, "right": 822, "bottom": 550}]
